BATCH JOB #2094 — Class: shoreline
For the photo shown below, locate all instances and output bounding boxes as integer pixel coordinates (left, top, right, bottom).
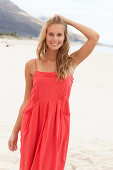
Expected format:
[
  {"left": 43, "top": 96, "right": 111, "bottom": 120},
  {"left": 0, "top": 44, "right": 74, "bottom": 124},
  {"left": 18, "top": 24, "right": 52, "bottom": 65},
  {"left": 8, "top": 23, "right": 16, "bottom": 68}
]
[{"left": 0, "top": 35, "right": 112, "bottom": 48}]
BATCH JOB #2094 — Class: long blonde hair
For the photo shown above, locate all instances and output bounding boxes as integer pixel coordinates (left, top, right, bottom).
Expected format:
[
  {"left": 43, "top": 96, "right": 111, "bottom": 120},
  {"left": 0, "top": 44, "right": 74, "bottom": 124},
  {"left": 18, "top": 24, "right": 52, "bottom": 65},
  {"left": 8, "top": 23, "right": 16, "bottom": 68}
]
[{"left": 36, "top": 16, "right": 73, "bottom": 81}]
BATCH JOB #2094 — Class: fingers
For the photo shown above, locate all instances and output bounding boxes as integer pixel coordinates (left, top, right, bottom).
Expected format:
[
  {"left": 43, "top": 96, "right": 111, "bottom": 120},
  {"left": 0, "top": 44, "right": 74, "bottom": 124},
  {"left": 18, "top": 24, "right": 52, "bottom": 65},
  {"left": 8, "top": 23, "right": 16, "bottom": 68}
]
[
  {"left": 54, "top": 14, "right": 62, "bottom": 18},
  {"left": 54, "top": 14, "right": 68, "bottom": 24},
  {"left": 8, "top": 140, "right": 18, "bottom": 151},
  {"left": 9, "top": 144, "right": 18, "bottom": 151}
]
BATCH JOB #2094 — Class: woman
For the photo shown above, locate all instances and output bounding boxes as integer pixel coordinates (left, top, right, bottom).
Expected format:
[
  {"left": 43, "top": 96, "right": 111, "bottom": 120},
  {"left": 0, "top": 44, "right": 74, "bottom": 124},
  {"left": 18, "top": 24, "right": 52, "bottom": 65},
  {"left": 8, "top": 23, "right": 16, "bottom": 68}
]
[{"left": 8, "top": 14, "right": 99, "bottom": 170}]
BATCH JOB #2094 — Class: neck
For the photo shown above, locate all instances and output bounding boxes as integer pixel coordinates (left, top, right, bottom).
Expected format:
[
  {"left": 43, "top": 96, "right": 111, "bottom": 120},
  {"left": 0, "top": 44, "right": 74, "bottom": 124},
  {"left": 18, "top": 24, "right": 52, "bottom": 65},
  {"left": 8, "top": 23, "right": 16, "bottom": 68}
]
[{"left": 45, "top": 49, "right": 58, "bottom": 61}]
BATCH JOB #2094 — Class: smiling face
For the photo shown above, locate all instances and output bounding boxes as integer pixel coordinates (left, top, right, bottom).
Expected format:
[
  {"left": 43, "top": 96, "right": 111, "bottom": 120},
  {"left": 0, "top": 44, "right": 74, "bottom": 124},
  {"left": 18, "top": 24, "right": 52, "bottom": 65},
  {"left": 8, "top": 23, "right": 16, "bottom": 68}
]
[{"left": 46, "top": 24, "right": 65, "bottom": 51}]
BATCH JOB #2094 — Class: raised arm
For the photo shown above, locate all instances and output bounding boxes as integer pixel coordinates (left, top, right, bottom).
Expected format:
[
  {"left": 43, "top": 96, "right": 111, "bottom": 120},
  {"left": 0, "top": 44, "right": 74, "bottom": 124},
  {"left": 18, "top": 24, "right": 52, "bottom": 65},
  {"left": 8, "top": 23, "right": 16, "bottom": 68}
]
[
  {"left": 55, "top": 14, "right": 100, "bottom": 68},
  {"left": 8, "top": 60, "right": 33, "bottom": 151}
]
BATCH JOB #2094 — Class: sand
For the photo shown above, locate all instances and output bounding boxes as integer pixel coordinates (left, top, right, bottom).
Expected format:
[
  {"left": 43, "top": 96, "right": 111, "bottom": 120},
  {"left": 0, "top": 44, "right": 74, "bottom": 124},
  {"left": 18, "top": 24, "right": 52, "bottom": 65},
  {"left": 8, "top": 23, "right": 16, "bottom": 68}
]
[{"left": 0, "top": 38, "right": 113, "bottom": 170}]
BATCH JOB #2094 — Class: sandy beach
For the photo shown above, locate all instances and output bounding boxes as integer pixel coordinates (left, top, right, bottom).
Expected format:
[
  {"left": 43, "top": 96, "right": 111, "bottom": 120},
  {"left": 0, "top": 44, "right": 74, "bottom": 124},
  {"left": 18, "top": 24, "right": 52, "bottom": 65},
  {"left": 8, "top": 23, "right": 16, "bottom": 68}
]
[{"left": 0, "top": 38, "right": 113, "bottom": 170}]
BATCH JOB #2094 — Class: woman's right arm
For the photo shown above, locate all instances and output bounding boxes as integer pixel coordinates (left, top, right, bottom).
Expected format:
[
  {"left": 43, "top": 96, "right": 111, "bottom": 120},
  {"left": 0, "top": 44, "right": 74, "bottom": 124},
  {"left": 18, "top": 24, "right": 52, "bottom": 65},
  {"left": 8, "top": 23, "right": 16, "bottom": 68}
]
[
  {"left": 12, "top": 60, "right": 33, "bottom": 134},
  {"left": 8, "top": 60, "right": 33, "bottom": 151}
]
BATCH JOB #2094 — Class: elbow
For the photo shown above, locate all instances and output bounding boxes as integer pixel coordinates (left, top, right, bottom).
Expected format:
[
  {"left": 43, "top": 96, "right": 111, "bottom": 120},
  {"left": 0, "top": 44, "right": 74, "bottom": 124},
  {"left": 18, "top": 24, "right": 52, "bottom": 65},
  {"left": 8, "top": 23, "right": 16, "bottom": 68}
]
[
  {"left": 95, "top": 33, "right": 100, "bottom": 41},
  {"left": 90, "top": 33, "right": 100, "bottom": 42},
  {"left": 23, "top": 99, "right": 29, "bottom": 106},
  {"left": 91, "top": 33, "right": 100, "bottom": 43}
]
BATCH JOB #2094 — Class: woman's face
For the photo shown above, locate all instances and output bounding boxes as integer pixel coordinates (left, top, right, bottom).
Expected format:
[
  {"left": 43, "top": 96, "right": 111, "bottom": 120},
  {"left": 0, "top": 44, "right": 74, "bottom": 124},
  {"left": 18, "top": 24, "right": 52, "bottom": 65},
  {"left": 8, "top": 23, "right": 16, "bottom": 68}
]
[{"left": 46, "top": 24, "right": 65, "bottom": 51}]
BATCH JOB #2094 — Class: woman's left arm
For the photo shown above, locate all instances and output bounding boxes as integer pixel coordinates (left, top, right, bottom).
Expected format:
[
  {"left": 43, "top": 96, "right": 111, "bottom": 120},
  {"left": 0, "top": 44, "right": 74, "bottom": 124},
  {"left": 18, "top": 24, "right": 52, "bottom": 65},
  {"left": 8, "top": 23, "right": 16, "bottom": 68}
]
[{"left": 55, "top": 14, "right": 100, "bottom": 67}]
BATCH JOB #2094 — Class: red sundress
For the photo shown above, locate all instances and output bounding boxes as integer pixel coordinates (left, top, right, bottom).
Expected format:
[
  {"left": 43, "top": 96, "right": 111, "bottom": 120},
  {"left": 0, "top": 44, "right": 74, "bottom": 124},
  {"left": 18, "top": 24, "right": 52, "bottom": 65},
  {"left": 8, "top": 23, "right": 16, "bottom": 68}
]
[{"left": 19, "top": 59, "right": 74, "bottom": 170}]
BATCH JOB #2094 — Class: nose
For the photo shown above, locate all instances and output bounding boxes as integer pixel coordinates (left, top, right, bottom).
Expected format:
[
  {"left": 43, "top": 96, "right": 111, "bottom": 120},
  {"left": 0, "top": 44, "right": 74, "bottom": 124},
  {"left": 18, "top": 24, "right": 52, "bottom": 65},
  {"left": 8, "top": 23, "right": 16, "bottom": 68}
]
[{"left": 52, "top": 35, "right": 58, "bottom": 42}]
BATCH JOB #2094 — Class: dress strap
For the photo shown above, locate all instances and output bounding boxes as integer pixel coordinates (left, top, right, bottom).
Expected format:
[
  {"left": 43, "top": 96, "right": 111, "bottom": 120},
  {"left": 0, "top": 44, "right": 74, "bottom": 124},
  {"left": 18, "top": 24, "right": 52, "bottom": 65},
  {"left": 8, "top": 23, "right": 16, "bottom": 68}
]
[{"left": 35, "top": 59, "right": 37, "bottom": 71}]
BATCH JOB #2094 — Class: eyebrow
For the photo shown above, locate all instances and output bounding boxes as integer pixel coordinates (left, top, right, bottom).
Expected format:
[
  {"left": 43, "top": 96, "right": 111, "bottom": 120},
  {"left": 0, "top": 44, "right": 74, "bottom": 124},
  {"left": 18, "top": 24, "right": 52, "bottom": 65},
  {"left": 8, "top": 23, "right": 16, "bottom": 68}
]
[{"left": 48, "top": 32, "right": 63, "bottom": 34}]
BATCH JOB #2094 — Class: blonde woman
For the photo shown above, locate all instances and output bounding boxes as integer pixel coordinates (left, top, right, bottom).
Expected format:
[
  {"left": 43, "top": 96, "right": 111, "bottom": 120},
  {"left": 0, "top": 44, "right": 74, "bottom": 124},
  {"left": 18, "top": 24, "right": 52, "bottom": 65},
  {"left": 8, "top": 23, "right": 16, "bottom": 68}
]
[{"left": 8, "top": 14, "right": 99, "bottom": 170}]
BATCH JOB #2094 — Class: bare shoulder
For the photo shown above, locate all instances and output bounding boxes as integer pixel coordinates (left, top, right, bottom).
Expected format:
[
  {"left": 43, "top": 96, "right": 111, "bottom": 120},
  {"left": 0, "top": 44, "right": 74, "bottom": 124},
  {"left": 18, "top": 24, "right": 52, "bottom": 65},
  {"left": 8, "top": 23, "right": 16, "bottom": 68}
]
[
  {"left": 26, "top": 58, "right": 35, "bottom": 66},
  {"left": 23, "top": 59, "right": 36, "bottom": 103},
  {"left": 25, "top": 58, "right": 36, "bottom": 77}
]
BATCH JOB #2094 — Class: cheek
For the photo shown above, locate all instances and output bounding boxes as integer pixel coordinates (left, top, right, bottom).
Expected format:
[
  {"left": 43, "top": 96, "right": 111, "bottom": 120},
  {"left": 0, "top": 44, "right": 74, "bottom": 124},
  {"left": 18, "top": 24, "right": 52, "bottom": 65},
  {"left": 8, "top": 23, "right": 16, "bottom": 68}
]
[
  {"left": 60, "top": 37, "right": 65, "bottom": 44},
  {"left": 46, "top": 37, "right": 53, "bottom": 45},
  {"left": 46, "top": 37, "right": 51, "bottom": 46},
  {"left": 46, "top": 36, "right": 49, "bottom": 42},
  {"left": 60, "top": 35, "right": 65, "bottom": 41}
]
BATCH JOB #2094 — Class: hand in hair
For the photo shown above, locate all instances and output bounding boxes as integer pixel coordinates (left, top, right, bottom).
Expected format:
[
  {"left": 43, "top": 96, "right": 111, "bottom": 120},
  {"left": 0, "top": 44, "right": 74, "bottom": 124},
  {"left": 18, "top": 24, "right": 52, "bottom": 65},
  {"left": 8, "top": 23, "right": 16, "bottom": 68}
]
[{"left": 54, "top": 14, "right": 70, "bottom": 24}]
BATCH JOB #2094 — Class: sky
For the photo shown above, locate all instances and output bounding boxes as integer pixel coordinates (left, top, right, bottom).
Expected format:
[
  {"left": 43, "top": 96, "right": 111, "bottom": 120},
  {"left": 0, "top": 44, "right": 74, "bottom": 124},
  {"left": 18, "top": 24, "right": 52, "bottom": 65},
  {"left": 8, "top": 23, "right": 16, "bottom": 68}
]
[{"left": 10, "top": 0, "right": 113, "bottom": 45}]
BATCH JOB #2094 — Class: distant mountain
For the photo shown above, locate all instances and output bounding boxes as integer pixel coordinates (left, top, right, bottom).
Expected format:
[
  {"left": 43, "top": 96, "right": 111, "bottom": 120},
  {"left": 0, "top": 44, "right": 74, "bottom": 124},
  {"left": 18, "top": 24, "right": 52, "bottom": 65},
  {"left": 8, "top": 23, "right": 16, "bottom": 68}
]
[
  {"left": 68, "top": 31, "right": 86, "bottom": 43},
  {"left": 0, "top": 0, "right": 43, "bottom": 37},
  {"left": 0, "top": 0, "right": 85, "bottom": 42},
  {"left": 38, "top": 16, "right": 48, "bottom": 22}
]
